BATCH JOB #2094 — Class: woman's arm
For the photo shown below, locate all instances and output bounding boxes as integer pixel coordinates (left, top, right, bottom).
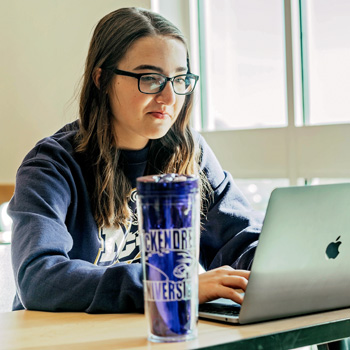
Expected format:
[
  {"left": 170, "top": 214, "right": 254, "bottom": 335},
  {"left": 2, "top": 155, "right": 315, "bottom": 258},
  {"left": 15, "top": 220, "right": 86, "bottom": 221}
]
[{"left": 9, "top": 141, "right": 144, "bottom": 313}]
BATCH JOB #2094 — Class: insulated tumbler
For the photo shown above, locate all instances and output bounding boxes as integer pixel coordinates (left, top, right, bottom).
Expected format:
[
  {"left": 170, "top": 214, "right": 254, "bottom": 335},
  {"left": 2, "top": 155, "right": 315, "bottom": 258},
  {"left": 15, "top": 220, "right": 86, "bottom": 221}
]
[{"left": 137, "top": 174, "right": 200, "bottom": 342}]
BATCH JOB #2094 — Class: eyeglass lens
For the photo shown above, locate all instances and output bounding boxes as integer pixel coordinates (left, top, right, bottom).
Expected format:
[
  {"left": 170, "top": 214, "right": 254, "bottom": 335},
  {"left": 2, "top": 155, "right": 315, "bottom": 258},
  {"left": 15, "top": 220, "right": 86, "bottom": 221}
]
[{"left": 139, "top": 74, "right": 196, "bottom": 94}]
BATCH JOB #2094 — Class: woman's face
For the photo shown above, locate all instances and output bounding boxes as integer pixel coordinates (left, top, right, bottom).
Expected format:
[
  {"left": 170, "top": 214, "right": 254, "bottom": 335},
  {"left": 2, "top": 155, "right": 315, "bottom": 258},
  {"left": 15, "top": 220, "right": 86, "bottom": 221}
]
[{"left": 108, "top": 35, "right": 188, "bottom": 150}]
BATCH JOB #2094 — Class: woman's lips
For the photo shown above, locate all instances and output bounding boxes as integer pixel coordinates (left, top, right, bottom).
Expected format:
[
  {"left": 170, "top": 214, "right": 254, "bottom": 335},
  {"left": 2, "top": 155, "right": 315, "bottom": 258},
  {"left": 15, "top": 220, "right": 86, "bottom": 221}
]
[{"left": 149, "top": 112, "right": 170, "bottom": 119}]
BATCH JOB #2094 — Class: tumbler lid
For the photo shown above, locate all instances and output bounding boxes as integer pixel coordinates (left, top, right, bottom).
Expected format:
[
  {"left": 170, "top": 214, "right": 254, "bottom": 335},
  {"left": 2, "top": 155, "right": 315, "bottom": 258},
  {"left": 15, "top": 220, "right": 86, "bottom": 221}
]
[{"left": 137, "top": 174, "right": 198, "bottom": 195}]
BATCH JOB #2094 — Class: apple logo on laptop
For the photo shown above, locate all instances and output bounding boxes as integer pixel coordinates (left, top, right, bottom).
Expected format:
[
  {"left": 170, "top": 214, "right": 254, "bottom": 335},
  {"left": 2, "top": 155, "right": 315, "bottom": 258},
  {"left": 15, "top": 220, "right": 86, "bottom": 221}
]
[{"left": 325, "top": 236, "right": 342, "bottom": 260}]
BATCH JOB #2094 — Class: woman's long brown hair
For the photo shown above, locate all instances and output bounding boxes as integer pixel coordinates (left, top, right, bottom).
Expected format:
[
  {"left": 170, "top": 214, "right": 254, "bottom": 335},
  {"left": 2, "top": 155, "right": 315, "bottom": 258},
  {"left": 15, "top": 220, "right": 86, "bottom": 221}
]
[{"left": 76, "top": 7, "right": 209, "bottom": 228}]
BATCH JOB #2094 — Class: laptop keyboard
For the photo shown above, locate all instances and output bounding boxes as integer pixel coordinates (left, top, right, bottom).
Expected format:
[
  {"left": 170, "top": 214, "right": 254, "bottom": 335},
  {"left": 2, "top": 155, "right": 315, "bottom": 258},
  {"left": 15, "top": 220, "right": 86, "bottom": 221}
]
[{"left": 199, "top": 303, "right": 241, "bottom": 316}]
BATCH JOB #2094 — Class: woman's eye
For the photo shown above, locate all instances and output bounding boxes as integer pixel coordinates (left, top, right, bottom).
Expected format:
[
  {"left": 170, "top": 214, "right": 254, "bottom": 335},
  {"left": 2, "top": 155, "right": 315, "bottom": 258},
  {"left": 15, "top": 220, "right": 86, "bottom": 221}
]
[
  {"left": 174, "top": 78, "right": 186, "bottom": 84},
  {"left": 141, "top": 76, "right": 158, "bottom": 83}
]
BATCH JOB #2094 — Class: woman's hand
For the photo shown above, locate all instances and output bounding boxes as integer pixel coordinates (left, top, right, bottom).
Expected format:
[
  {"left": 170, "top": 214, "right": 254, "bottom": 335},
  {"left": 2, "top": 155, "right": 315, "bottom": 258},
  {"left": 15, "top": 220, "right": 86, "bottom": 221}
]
[{"left": 198, "top": 265, "right": 250, "bottom": 305}]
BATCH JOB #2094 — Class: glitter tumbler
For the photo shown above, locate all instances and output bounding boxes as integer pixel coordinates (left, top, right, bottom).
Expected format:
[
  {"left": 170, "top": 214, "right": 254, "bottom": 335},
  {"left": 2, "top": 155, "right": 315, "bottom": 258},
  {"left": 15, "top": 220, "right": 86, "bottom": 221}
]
[{"left": 137, "top": 174, "right": 200, "bottom": 342}]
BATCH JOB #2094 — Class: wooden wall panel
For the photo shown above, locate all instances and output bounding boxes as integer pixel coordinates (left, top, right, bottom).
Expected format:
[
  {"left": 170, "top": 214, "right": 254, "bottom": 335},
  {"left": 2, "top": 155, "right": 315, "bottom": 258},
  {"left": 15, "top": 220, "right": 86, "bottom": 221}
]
[{"left": 0, "top": 185, "right": 15, "bottom": 204}]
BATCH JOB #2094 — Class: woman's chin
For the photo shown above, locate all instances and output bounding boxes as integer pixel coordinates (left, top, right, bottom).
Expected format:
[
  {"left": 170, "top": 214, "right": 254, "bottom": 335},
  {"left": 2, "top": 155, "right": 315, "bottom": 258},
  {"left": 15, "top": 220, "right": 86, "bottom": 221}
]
[{"left": 146, "top": 127, "right": 172, "bottom": 140}]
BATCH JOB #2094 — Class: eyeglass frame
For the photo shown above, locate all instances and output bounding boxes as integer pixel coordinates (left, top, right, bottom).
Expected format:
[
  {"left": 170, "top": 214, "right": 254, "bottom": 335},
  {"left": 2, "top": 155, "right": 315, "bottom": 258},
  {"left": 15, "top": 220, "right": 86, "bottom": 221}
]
[{"left": 109, "top": 68, "right": 199, "bottom": 95}]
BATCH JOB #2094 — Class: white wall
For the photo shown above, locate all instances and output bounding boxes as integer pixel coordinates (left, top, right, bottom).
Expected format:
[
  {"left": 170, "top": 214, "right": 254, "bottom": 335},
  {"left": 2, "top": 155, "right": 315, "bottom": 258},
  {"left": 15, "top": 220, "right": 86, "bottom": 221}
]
[{"left": 0, "top": 0, "right": 151, "bottom": 183}]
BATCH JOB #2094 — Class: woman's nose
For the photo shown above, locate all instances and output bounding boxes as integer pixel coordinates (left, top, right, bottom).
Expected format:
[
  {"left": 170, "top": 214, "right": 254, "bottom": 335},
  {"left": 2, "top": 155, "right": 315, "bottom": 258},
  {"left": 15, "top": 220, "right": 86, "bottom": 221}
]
[{"left": 155, "top": 81, "right": 176, "bottom": 105}]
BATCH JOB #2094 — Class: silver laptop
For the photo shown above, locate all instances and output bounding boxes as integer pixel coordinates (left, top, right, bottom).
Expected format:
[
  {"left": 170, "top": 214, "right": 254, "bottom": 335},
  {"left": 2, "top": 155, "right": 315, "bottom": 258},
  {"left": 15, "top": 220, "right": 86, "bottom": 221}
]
[{"left": 199, "top": 183, "right": 350, "bottom": 324}]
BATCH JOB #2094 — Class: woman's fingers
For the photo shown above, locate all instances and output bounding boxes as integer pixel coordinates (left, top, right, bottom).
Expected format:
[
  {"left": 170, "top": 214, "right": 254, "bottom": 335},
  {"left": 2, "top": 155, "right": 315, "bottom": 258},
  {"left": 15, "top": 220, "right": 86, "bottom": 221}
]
[
  {"left": 198, "top": 266, "right": 250, "bottom": 304},
  {"left": 213, "top": 285, "right": 245, "bottom": 305},
  {"left": 222, "top": 275, "right": 248, "bottom": 290}
]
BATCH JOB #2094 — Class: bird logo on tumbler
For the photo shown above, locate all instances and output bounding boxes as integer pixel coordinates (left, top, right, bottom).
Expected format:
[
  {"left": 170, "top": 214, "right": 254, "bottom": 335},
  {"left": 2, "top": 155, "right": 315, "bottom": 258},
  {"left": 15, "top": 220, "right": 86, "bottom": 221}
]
[{"left": 137, "top": 174, "right": 200, "bottom": 342}]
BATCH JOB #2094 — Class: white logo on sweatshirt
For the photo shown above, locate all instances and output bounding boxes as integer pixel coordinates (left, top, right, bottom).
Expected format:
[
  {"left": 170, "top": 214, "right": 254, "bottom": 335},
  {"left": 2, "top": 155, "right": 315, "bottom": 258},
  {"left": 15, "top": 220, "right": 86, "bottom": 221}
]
[{"left": 94, "top": 189, "right": 141, "bottom": 266}]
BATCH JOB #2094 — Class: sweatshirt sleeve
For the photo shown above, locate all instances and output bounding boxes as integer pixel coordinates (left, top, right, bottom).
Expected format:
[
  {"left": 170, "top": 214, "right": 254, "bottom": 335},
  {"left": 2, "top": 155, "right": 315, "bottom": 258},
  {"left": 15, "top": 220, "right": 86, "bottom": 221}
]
[
  {"left": 8, "top": 147, "right": 144, "bottom": 313},
  {"left": 197, "top": 133, "right": 264, "bottom": 271}
]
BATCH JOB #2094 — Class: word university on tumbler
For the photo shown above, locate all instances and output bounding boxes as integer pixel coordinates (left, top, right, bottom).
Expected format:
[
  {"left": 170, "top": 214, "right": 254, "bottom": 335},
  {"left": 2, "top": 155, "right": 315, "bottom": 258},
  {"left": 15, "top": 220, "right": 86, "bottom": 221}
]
[{"left": 143, "top": 227, "right": 196, "bottom": 302}]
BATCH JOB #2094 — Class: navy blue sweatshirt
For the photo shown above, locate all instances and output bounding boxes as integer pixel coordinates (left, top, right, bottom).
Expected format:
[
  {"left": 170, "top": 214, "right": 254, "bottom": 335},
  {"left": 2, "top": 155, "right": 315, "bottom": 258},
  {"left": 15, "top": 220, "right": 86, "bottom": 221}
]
[{"left": 8, "top": 122, "right": 262, "bottom": 313}]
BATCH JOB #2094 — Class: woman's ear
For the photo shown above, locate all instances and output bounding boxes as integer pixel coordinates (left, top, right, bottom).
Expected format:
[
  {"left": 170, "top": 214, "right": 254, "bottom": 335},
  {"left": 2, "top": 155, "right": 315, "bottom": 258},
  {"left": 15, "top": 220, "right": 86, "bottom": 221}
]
[{"left": 92, "top": 68, "right": 102, "bottom": 89}]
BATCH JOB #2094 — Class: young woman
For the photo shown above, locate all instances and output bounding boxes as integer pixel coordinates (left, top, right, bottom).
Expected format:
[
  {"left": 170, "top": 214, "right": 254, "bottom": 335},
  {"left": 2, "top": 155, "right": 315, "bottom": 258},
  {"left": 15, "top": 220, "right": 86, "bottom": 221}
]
[{"left": 8, "top": 7, "right": 262, "bottom": 313}]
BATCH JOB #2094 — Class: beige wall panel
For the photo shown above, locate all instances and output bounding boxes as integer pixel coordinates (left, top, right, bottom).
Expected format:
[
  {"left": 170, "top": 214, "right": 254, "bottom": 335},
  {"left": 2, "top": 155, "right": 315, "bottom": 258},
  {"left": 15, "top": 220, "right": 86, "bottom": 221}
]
[
  {"left": 295, "top": 124, "right": 350, "bottom": 178},
  {"left": 201, "top": 128, "right": 289, "bottom": 179},
  {"left": 0, "top": 0, "right": 151, "bottom": 183}
]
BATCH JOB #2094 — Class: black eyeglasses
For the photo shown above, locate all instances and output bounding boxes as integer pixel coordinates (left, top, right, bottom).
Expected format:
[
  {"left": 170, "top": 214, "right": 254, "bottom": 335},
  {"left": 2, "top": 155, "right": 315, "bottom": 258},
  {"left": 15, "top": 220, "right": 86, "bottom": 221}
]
[{"left": 110, "top": 68, "right": 199, "bottom": 95}]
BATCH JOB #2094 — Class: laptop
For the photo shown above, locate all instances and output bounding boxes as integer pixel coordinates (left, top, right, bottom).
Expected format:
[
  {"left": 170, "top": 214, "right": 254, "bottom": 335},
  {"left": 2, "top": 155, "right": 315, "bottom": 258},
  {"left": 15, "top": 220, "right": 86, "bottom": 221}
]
[{"left": 199, "top": 183, "right": 350, "bottom": 324}]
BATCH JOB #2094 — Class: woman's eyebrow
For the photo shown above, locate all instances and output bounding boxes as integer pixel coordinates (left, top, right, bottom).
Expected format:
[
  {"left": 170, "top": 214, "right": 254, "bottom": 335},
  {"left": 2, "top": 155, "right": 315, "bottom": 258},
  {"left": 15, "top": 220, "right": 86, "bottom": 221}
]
[{"left": 133, "top": 64, "right": 188, "bottom": 73}]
